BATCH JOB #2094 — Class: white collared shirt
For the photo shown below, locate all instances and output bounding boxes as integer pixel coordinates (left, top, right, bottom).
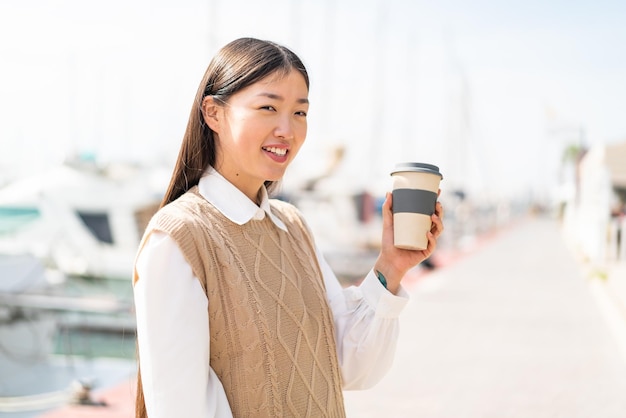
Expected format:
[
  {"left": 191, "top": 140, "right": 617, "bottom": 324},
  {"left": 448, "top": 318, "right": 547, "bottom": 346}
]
[{"left": 133, "top": 168, "right": 409, "bottom": 418}]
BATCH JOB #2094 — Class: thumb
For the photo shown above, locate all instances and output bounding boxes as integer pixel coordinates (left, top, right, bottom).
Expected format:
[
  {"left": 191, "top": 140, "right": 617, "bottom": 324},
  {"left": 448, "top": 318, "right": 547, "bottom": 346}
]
[{"left": 382, "top": 192, "right": 393, "bottom": 229}]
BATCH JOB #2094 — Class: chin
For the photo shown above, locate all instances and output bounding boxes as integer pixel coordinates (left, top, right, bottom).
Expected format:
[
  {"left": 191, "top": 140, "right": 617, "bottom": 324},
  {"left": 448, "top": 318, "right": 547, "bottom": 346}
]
[{"left": 264, "top": 168, "right": 288, "bottom": 182}]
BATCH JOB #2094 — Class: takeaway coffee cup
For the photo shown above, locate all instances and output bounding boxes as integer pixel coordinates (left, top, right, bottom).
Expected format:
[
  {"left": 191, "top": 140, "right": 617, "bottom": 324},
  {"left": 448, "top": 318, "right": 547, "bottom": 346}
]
[{"left": 391, "top": 162, "right": 443, "bottom": 250}]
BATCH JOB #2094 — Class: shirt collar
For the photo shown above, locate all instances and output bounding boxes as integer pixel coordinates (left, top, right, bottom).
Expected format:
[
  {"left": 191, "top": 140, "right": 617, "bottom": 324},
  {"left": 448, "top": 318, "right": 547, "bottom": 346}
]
[{"left": 197, "top": 167, "right": 288, "bottom": 232}]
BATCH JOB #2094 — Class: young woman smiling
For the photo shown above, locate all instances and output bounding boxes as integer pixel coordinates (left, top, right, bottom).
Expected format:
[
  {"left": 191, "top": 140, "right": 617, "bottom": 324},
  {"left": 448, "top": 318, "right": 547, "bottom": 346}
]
[{"left": 132, "top": 37, "right": 444, "bottom": 418}]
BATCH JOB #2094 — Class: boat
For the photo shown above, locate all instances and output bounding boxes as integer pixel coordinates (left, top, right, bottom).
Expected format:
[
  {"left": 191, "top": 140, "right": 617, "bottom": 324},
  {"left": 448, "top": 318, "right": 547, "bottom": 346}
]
[
  {"left": 0, "top": 155, "right": 169, "bottom": 280},
  {"left": 0, "top": 156, "right": 159, "bottom": 415}
]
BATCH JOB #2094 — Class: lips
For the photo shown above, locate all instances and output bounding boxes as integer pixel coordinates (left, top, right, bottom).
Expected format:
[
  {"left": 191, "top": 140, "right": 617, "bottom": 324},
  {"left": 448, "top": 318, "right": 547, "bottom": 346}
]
[
  {"left": 262, "top": 146, "right": 287, "bottom": 157},
  {"left": 262, "top": 145, "right": 289, "bottom": 163}
]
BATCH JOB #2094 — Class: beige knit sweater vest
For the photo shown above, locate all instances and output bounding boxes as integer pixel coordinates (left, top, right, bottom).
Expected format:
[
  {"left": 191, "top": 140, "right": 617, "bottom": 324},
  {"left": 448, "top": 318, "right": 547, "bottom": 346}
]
[{"left": 140, "top": 187, "right": 345, "bottom": 417}]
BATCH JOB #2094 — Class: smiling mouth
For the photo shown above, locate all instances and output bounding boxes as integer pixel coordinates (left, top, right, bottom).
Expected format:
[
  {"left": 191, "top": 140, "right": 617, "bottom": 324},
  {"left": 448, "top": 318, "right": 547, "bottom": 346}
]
[{"left": 262, "top": 146, "right": 287, "bottom": 157}]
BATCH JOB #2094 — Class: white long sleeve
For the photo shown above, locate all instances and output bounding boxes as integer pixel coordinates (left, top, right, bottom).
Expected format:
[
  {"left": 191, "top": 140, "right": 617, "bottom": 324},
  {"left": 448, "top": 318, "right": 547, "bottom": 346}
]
[
  {"left": 134, "top": 232, "right": 232, "bottom": 418},
  {"left": 317, "top": 249, "right": 409, "bottom": 389},
  {"left": 134, "top": 231, "right": 408, "bottom": 417}
]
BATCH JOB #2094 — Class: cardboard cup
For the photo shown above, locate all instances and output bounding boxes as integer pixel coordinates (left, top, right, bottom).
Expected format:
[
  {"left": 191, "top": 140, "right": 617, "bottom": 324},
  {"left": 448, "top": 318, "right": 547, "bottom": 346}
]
[{"left": 391, "top": 162, "right": 443, "bottom": 250}]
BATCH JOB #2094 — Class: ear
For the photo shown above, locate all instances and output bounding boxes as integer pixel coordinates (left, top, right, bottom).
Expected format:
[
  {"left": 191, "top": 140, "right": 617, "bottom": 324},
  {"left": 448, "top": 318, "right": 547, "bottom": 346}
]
[{"left": 201, "top": 96, "right": 222, "bottom": 133}]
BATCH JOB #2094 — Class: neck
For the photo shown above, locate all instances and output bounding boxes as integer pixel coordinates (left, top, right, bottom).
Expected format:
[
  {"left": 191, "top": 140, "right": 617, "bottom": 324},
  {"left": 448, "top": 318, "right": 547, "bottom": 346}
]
[{"left": 212, "top": 166, "right": 263, "bottom": 205}]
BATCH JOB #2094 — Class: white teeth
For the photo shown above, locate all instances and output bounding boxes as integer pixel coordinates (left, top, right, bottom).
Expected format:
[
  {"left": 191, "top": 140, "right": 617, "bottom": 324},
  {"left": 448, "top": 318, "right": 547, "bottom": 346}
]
[{"left": 264, "top": 147, "right": 287, "bottom": 156}]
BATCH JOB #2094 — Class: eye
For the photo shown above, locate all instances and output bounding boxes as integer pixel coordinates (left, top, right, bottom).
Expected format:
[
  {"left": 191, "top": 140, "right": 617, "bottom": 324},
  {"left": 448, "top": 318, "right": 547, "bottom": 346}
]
[
  {"left": 260, "top": 105, "right": 276, "bottom": 111},
  {"left": 295, "top": 110, "right": 307, "bottom": 117}
]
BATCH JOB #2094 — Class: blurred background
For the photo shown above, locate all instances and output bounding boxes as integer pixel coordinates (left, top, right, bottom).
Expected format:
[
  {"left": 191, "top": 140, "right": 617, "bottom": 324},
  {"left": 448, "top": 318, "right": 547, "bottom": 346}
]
[{"left": 1, "top": 0, "right": 625, "bottom": 416}]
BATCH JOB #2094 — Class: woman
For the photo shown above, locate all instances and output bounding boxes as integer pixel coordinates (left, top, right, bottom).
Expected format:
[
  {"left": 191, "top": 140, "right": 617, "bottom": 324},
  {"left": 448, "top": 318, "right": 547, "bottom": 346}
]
[{"left": 133, "top": 37, "right": 444, "bottom": 417}]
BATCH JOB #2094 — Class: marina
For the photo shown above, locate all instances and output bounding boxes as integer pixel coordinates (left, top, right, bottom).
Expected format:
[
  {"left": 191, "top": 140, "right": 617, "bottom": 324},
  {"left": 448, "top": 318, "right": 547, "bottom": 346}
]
[
  {"left": 0, "top": 138, "right": 624, "bottom": 416},
  {"left": 2, "top": 212, "right": 623, "bottom": 417},
  {"left": 0, "top": 155, "right": 513, "bottom": 416},
  {"left": 0, "top": 253, "right": 137, "bottom": 417},
  {"left": 1, "top": 1, "right": 626, "bottom": 415}
]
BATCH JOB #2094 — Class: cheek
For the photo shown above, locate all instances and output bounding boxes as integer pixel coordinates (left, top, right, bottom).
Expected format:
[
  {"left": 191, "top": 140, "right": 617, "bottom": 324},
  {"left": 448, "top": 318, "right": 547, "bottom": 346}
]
[
  {"left": 291, "top": 128, "right": 307, "bottom": 156},
  {"left": 296, "top": 121, "right": 307, "bottom": 141},
  {"left": 227, "top": 121, "right": 256, "bottom": 147},
  {"left": 224, "top": 112, "right": 255, "bottom": 139}
]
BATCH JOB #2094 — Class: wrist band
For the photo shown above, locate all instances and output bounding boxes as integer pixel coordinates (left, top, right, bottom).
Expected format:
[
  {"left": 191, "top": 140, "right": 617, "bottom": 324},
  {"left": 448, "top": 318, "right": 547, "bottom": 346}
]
[{"left": 375, "top": 270, "right": 388, "bottom": 289}]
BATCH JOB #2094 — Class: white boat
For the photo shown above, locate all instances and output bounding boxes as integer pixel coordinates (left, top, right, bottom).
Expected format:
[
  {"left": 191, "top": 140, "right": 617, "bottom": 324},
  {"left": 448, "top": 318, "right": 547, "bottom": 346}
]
[{"left": 0, "top": 157, "right": 168, "bottom": 280}]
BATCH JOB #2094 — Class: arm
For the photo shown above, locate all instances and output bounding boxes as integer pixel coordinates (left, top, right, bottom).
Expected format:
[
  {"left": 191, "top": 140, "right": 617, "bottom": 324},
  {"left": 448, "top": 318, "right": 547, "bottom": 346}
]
[
  {"left": 321, "top": 251, "right": 409, "bottom": 390},
  {"left": 133, "top": 231, "right": 233, "bottom": 418},
  {"left": 321, "top": 192, "right": 444, "bottom": 390}
]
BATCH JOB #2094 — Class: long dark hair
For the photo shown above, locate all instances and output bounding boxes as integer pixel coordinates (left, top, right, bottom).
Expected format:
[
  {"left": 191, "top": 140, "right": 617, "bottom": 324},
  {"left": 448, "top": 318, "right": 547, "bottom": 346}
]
[
  {"left": 135, "top": 37, "right": 309, "bottom": 418},
  {"left": 159, "top": 37, "right": 309, "bottom": 209}
]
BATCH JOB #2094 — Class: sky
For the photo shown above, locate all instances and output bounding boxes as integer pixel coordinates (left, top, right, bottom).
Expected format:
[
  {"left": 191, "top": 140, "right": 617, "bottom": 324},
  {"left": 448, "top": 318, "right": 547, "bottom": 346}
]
[{"left": 1, "top": 0, "right": 626, "bottom": 202}]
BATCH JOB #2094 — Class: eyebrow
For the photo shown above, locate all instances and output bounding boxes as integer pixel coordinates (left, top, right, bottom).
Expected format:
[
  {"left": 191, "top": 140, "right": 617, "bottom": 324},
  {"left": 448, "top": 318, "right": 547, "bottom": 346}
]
[{"left": 257, "top": 92, "right": 309, "bottom": 104}]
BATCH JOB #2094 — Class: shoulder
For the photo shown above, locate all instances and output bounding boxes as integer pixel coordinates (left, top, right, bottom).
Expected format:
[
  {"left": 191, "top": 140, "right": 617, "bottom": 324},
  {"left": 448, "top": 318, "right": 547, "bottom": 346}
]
[
  {"left": 269, "top": 198, "right": 305, "bottom": 224},
  {"left": 150, "top": 187, "right": 213, "bottom": 234},
  {"left": 269, "top": 198, "right": 316, "bottom": 240}
]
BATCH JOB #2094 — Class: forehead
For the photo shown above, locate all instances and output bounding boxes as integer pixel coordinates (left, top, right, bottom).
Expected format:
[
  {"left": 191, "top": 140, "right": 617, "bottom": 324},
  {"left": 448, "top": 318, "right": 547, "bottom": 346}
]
[{"left": 243, "top": 69, "right": 308, "bottom": 95}]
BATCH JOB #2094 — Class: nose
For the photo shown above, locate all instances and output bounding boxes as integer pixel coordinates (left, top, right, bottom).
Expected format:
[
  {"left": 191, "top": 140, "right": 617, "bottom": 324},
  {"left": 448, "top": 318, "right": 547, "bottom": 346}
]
[{"left": 274, "top": 114, "right": 295, "bottom": 140}]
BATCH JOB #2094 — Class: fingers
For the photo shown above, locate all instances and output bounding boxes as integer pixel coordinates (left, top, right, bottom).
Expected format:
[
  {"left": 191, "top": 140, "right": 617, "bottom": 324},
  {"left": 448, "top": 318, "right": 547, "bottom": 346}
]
[
  {"left": 435, "top": 201, "right": 444, "bottom": 219},
  {"left": 431, "top": 202, "right": 444, "bottom": 238},
  {"left": 380, "top": 192, "right": 395, "bottom": 249},
  {"left": 422, "top": 230, "right": 437, "bottom": 259},
  {"left": 382, "top": 192, "right": 393, "bottom": 228}
]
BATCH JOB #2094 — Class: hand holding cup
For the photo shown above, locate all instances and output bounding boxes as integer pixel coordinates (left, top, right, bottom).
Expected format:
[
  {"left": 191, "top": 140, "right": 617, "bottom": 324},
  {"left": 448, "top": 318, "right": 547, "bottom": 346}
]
[
  {"left": 391, "top": 162, "right": 443, "bottom": 250},
  {"left": 374, "top": 162, "right": 444, "bottom": 294}
]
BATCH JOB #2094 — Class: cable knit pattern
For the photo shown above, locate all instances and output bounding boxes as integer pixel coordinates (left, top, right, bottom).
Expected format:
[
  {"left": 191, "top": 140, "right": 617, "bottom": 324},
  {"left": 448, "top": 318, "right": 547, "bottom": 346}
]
[{"left": 144, "top": 187, "right": 345, "bottom": 418}]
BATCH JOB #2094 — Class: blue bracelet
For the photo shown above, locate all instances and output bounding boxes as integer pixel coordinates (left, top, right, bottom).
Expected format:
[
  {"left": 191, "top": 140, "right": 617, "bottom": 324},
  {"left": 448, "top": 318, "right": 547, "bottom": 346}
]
[{"left": 375, "top": 270, "right": 388, "bottom": 289}]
